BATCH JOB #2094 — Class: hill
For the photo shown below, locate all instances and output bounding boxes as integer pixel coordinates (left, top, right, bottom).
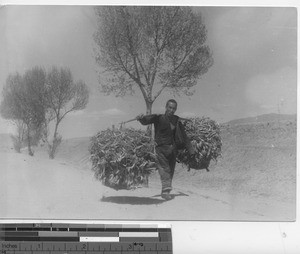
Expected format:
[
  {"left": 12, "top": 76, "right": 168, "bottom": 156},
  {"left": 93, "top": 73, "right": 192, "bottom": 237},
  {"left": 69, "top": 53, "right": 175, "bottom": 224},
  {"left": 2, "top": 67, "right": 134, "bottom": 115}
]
[
  {"left": 225, "top": 113, "right": 296, "bottom": 126},
  {"left": 57, "top": 113, "right": 297, "bottom": 168},
  {"left": 214, "top": 115, "right": 296, "bottom": 202}
]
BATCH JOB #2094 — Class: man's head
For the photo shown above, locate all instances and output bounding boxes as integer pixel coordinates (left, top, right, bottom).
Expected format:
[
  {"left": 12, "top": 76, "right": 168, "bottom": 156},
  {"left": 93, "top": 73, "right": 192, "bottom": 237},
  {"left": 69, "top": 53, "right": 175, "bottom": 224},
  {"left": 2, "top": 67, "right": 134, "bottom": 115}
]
[{"left": 165, "top": 99, "right": 177, "bottom": 116}]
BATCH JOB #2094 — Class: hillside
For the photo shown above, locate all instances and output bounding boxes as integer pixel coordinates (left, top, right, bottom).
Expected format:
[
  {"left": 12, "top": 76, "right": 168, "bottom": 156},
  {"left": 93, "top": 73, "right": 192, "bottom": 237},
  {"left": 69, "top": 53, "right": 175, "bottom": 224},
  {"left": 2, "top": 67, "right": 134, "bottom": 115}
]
[
  {"left": 209, "top": 117, "right": 296, "bottom": 203},
  {"left": 225, "top": 113, "right": 296, "bottom": 125}
]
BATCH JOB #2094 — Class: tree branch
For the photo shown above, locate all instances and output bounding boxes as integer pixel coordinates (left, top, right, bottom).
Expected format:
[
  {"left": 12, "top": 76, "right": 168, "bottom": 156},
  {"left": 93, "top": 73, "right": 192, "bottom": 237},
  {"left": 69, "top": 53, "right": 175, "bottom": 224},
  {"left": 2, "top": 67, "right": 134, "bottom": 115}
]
[
  {"left": 59, "top": 107, "right": 75, "bottom": 122},
  {"left": 136, "top": 55, "right": 150, "bottom": 84},
  {"left": 112, "top": 34, "right": 141, "bottom": 85},
  {"left": 126, "top": 31, "right": 142, "bottom": 82},
  {"left": 173, "top": 48, "right": 191, "bottom": 72}
]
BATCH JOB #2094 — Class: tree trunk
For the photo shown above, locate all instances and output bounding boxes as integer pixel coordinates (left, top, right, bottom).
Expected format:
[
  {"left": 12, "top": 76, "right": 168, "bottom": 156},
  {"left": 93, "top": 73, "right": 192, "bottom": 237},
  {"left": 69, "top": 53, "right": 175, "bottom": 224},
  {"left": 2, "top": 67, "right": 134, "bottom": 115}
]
[
  {"left": 145, "top": 100, "right": 153, "bottom": 137},
  {"left": 27, "top": 126, "right": 33, "bottom": 156},
  {"left": 49, "top": 121, "right": 59, "bottom": 159}
]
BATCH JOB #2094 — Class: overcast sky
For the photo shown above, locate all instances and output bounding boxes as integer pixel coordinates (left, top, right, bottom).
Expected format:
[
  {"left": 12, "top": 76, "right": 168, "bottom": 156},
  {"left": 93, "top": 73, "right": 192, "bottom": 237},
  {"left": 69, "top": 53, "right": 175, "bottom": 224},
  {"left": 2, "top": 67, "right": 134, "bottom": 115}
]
[{"left": 0, "top": 5, "right": 297, "bottom": 138}]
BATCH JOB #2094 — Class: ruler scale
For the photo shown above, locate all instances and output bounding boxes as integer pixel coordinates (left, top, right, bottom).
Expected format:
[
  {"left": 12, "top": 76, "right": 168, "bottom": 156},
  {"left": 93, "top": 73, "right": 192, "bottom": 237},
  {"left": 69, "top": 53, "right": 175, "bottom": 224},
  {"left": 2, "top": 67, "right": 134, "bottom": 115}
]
[{"left": 0, "top": 223, "right": 172, "bottom": 254}]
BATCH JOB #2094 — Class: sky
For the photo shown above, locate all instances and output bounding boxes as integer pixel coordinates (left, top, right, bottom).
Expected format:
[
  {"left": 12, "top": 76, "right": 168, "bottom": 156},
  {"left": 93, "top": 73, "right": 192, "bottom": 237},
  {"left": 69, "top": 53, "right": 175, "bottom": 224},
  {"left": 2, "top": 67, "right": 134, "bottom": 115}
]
[{"left": 0, "top": 4, "right": 297, "bottom": 138}]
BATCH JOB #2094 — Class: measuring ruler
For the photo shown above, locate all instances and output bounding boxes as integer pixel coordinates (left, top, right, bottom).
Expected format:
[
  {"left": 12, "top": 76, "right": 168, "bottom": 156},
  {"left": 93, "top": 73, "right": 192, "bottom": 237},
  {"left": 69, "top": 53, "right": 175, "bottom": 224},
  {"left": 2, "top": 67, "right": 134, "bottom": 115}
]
[{"left": 0, "top": 223, "right": 172, "bottom": 254}]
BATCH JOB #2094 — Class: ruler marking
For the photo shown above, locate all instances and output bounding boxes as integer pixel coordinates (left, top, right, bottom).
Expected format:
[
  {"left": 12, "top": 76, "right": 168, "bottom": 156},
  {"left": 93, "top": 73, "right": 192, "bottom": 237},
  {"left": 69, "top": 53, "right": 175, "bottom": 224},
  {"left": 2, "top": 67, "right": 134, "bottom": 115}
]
[{"left": 0, "top": 224, "right": 172, "bottom": 253}]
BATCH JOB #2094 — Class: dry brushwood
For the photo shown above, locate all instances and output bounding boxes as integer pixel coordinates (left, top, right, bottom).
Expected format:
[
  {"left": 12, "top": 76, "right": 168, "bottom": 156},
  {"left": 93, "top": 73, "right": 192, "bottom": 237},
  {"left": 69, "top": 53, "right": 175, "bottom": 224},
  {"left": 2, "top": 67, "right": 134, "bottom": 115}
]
[
  {"left": 89, "top": 128, "right": 157, "bottom": 190},
  {"left": 177, "top": 117, "right": 222, "bottom": 171}
]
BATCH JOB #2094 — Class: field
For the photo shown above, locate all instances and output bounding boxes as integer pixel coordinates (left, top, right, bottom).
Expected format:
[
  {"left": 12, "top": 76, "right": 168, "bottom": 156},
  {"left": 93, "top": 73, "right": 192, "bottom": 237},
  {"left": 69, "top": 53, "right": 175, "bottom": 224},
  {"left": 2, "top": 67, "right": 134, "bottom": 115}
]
[{"left": 0, "top": 114, "right": 296, "bottom": 221}]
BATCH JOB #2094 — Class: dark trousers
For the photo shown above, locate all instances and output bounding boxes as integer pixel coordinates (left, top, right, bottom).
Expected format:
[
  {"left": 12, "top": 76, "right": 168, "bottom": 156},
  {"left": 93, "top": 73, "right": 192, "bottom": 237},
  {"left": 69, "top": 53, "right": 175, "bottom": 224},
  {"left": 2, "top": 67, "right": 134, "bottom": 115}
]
[{"left": 155, "top": 145, "right": 177, "bottom": 193}]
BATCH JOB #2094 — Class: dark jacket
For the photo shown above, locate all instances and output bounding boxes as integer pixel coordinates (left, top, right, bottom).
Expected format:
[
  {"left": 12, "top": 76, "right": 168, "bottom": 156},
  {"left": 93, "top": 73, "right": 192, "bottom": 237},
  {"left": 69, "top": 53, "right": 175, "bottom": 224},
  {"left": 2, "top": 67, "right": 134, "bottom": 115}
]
[{"left": 139, "top": 114, "right": 191, "bottom": 150}]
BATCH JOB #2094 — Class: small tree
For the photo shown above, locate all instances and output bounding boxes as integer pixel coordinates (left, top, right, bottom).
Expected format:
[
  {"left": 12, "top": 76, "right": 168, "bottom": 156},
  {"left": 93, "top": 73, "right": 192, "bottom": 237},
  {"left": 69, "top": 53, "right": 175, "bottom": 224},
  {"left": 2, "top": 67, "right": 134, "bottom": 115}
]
[
  {"left": 44, "top": 67, "right": 89, "bottom": 159},
  {"left": 10, "top": 120, "right": 26, "bottom": 153},
  {"left": 94, "top": 6, "right": 213, "bottom": 116},
  {"left": 23, "top": 67, "right": 47, "bottom": 155},
  {"left": 0, "top": 67, "right": 47, "bottom": 156}
]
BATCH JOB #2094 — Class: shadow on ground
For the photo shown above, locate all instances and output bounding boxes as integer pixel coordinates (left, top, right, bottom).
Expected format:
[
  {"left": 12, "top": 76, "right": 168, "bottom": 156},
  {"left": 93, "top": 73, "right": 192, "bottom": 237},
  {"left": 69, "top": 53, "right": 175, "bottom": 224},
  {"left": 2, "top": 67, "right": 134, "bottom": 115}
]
[
  {"left": 101, "top": 192, "right": 189, "bottom": 205},
  {"left": 151, "top": 191, "right": 189, "bottom": 198},
  {"left": 101, "top": 196, "right": 165, "bottom": 205}
]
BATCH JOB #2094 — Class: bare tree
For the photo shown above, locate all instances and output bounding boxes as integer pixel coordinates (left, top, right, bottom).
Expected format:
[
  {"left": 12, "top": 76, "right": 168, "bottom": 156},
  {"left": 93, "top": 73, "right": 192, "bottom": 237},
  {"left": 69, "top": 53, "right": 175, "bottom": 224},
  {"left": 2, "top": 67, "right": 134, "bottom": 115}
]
[
  {"left": 0, "top": 67, "right": 47, "bottom": 156},
  {"left": 94, "top": 6, "right": 213, "bottom": 116},
  {"left": 45, "top": 67, "right": 89, "bottom": 159}
]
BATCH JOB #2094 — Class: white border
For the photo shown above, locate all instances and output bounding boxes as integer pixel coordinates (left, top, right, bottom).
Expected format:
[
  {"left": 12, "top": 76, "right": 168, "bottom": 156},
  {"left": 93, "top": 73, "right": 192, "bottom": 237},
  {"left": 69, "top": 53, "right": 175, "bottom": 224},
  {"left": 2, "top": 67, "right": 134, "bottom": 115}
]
[
  {"left": 0, "top": 0, "right": 299, "bottom": 6},
  {"left": 0, "top": 1, "right": 299, "bottom": 253}
]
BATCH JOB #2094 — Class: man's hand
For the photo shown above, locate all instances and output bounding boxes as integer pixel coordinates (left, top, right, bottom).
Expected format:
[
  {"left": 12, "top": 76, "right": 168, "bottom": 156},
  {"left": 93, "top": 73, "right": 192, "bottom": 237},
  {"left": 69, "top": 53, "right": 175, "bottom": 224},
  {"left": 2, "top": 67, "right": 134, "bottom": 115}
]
[{"left": 136, "top": 114, "right": 144, "bottom": 121}]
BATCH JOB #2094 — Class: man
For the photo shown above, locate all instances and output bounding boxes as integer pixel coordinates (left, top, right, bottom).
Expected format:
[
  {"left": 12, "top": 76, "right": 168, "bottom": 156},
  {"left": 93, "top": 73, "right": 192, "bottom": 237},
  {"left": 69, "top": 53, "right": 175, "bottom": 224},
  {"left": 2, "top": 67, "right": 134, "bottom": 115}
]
[{"left": 136, "top": 99, "right": 194, "bottom": 200}]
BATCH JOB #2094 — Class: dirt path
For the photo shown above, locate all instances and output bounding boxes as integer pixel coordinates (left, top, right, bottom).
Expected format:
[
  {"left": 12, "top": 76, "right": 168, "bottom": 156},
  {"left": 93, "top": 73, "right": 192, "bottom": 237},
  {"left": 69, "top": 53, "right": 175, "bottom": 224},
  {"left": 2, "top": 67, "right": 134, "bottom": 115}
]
[{"left": 0, "top": 151, "right": 294, "bottom": 221}]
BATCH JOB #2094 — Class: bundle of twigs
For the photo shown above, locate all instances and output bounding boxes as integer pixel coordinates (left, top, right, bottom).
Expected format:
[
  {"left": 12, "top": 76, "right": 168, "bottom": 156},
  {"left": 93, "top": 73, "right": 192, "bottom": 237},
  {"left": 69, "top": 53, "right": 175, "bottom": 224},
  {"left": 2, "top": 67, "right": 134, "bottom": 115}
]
[
  {"left": 177, "top": 117, "right": 222, "bottom": 171},
  {"left": 89, "top": 128, "right": 156, "bottom": 190}
]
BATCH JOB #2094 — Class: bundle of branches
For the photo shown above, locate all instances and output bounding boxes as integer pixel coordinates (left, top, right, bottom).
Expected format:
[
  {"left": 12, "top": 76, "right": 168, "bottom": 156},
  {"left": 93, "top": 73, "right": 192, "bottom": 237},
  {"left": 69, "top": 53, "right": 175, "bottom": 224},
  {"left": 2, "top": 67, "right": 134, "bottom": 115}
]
[
  {"left": 177, "top": 117, "right": 222, "bottom": 171},
  {"left": 89, "top": 128, "right": 156, "bottom": 190}
]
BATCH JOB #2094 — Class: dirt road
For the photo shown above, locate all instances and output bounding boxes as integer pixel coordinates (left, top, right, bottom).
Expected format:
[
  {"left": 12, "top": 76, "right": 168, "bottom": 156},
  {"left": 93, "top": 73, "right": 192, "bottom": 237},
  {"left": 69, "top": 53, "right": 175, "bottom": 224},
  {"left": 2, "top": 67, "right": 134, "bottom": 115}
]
[{"left": 0, "top": 150, "right": 294, "bottom": 221}]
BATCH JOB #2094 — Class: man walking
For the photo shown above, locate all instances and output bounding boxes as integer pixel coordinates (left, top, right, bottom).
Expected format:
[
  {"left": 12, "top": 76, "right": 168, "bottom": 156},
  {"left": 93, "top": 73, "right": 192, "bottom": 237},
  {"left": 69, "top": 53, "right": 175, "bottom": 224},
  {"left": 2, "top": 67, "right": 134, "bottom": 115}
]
[{"left": 136, "top": 99, "right": 194, "bottom": 200}]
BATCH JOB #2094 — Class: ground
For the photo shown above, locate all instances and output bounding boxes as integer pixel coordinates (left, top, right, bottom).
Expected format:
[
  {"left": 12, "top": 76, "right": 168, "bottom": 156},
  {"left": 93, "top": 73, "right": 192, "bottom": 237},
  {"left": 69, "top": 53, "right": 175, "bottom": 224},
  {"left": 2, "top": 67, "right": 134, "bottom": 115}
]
[{"left": 0, "top": 114, "right": 296, "bottom": 221}]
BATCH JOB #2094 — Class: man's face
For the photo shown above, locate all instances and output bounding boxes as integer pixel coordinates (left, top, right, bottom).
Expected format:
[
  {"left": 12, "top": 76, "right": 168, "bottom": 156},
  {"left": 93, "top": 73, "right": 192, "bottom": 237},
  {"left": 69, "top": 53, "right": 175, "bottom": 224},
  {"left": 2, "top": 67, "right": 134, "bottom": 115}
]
[{"left": 165, "top": 102, "right": 177, "bottom": 116}]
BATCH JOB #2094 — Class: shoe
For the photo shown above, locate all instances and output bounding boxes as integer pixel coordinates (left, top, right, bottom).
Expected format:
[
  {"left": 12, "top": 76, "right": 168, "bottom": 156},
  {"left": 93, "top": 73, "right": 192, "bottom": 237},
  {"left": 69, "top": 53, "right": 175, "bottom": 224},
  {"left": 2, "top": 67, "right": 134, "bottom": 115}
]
[
  {"left": 161, "top": 193, "right": 172, "bottom": 200},
  {"left": 161, "top": 191, "right": 173, "bottom": 200}
]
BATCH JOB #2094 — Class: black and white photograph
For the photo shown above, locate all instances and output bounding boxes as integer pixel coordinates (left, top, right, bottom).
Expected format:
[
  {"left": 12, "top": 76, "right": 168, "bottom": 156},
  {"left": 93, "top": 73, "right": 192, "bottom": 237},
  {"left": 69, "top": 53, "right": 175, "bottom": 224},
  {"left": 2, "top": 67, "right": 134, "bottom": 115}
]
[{"left": 0, "top": 5, "right": 297, "bottom": 221}]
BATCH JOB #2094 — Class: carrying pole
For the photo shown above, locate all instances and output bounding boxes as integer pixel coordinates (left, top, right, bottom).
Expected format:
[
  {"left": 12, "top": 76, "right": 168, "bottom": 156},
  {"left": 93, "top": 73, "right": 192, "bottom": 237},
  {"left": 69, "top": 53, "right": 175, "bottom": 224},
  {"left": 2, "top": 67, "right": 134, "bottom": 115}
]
[
  {"left": 179, "top": 117, "right": 192, "bottom": 122},
  {"left": 119, "top": 118, "right": 137, "bottom": 126}
]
